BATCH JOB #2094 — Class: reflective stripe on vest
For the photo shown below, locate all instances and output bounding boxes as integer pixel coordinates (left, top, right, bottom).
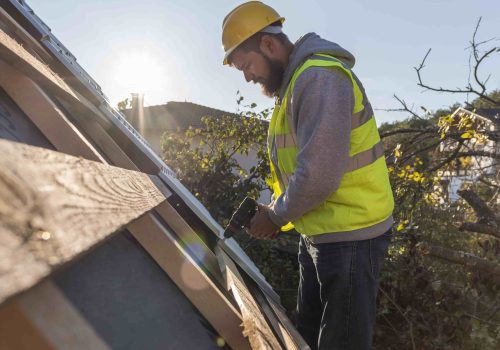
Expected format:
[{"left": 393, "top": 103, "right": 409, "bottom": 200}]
[{"left": 274, "top": 139, "right": 385, "bottom": 187}]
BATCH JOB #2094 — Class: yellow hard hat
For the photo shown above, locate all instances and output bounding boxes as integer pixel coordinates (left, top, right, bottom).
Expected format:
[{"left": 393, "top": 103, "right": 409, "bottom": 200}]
[{"left": 222, "top": 1, "right": 285, "bottom": 65}]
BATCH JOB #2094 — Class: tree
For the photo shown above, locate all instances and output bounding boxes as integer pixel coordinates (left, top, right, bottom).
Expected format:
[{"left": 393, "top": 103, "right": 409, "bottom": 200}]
[
  {"left": 160, "top": 93, "right": 270, "bottom": 224},
  {"left": 160, "top": 94, "right": 301, "bottom": 312},
  {"left": 117, "top": 97, "right": 132, "bottom": 111},
  {"left": 374, "top": 18, "right": 499, "bottom": 349}
]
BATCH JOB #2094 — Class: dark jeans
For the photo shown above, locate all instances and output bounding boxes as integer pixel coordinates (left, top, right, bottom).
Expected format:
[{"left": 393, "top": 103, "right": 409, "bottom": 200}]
[{"left": 296, "top": 230, "right": 392, "bottom": 350}]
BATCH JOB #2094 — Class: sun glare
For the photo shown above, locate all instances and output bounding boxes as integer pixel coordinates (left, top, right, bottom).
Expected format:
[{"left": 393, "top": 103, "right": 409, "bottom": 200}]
[{"left": 113, "top": 52, "right": 170, "bottom": 97}]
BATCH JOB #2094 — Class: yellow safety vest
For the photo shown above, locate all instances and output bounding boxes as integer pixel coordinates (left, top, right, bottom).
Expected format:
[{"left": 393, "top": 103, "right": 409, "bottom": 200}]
[{"left": 268, "top": 54, "right": 394, "bottom": 236}]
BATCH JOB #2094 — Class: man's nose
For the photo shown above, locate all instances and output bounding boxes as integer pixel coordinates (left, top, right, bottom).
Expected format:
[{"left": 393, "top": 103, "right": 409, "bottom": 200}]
[{"left": 244, "top": 71, "right": 254, "bottom": 83}]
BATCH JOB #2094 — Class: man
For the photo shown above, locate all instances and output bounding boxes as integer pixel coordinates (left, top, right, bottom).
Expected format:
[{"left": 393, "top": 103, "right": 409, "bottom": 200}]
[{"left": 222, "top": 2, "right": 394, "bottom": 349}]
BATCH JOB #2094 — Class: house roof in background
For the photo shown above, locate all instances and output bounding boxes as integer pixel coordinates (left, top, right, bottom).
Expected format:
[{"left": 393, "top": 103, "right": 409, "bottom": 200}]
[
  {"left": 121, "top": 101, "right": 238, "bottom": 131},
  {"left": 476, "top": 108, "right": 500, "bottom": 125}
]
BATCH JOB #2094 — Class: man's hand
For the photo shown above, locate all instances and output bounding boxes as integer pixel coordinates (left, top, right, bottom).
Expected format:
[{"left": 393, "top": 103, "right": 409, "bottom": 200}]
[{"left": 247, "top": 204, "right": 280, "bottom": 240}]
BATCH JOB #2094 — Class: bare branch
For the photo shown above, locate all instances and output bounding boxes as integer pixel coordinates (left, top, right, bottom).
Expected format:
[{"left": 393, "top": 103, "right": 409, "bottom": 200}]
[
  {"left": 394, "top": 95, "right": 426, "bottom": 120},
  {"left": 460, "top": 222, "right": 499, "bottom": 239},
  {"left": 418, "top": 242, "right": 500, "bottom": 277},
  {"left": 380, "top": 128, "right": 435, "bottom": 139},
  {"left": 457, "top": 189, "right": 499, "bottom": 224},
  {"left": 414, "top": 17, "right": 500, "bottom": 107},
  {"left": 428, "top": 142, "right": 464, "bottom": 172},
  {"left": 472, "top": 17, "right": 483, "bottom": 45}
]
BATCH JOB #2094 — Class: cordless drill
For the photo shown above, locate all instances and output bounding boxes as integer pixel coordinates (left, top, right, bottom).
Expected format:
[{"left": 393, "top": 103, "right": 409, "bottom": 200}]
[{"left": 223, "top": 197, "right": 258, "bottom": 239}]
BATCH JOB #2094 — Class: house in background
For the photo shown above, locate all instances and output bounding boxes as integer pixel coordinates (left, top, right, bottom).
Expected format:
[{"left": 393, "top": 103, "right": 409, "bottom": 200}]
[
  {"left": 438, "top": 107, "right": 499, "bottom": 202},
  {"left": 121, "top": 94, "right": 240, "bottom": 152}
]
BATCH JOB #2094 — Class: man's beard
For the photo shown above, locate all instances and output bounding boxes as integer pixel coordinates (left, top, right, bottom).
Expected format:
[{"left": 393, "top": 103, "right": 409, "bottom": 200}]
[{"left": 260, "top": 54, "right": 285, "bottom": 98}]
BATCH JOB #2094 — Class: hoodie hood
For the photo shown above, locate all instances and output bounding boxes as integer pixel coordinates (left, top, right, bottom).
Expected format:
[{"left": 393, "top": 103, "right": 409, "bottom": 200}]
[{"left": 279, "top": 33, "right": 356, "bottom": 99}]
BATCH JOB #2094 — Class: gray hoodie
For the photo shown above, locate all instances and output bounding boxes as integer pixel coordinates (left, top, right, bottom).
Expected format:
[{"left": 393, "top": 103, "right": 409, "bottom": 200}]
[{"left": 267, "top": 33, "right": 393, "bottom": 242}]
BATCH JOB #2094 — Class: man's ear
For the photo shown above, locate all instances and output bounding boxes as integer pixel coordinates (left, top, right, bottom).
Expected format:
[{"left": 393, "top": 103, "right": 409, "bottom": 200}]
[{"left": 259, "top": 35, "right": 277, "bottom": 57}]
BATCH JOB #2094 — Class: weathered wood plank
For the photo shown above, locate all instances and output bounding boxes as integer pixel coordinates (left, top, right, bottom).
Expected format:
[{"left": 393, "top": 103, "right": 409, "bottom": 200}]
[
  {"left": 0, "top": 139, "right": 165, "bottom": 304},
  {"left": 127, "top": 213, "right": 251, "bottom": 350},
  {"left": 0, "top": 28, "right": 76, "bottom": 100},
  {"left": 264, "top": 294, "right": 311, "bottom": 350},
  {"left": 219, "top": 248, "right": 284, "bottom": 350},
  {"left": 225, "top": 252, "right": 310, "bottom": 350},
  {"left": 0, "top": 7, "right": 53, "bottom": 63}
]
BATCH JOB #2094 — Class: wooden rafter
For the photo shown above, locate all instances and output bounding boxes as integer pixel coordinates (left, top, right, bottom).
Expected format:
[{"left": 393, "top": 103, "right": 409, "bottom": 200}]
[
  {"left": 127, "top": 214, "right": 251, "bottom": 350},
  {"left": 0, "top": 139, "right": 165, "bottom": 304}
]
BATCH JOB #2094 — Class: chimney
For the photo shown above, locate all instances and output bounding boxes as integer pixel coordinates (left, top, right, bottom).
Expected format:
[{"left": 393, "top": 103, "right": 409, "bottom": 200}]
[{"left": 131, "top": 93, "right": 145, "bottom": 135}]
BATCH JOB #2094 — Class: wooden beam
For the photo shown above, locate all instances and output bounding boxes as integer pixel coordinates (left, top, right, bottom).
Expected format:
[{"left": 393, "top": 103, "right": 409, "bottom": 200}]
[
  {"left": 0, "top": 139, "right": 165, "bottom": 304},
  {"left": 0, "top": 28, "right": 76, "bottom": 100},
  {"left": 154, "top": 201, "right": 225, "bottom": 287},
  {"left": 0, "top": 300, "right": 55, "bottom": 350},
  {"left": 263, "top": 294, "right": 311, "bottom": 350},
  {"left": 0, "top": 60, "right": 105, "bottom": 163},
  {"left": 0, "top": 280, "right": 110, "bottom": 350},
  {"left": 53, "top": 93, "right": 141, "bottom": 172},
  {"left": 0, "top": 85, "right": 54, "bottom": 148},
  {"left": 0, "top": 7, "right": 53, "bottom": 63},
  {"left": 219, "top": 247, "right": 310, "bottom": 350},
  {"left": 127, "top": 214, "right": 251, "bottom": 350},
  {"left": 17, "top": 280, "right": 110, "bottom": 350},
  {"left": 0, "top": 1, "right": 107, "bottom": 107},
  {"left": 221, "top": 248, "right": 310, "bottom": 350},
  {"left": 218, "top": 248, "right": 284, "bottom": 350},
  {"left": 0, "top": 30, "right": 139, "bottom": 171}
]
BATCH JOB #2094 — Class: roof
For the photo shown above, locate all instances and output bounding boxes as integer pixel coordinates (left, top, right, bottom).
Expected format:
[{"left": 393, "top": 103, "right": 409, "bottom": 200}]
[
  {"left": 451, "top": 107, "right": 499, "bottom": 126},
  {"left": 476, "top": 108, "right": 500, "bottom": 125},
  {"left": 122, "top": 101, "right": 238, "bottom": 131},
  {"left": 0, "top": 1, "right": 309, "bottom": 348}
]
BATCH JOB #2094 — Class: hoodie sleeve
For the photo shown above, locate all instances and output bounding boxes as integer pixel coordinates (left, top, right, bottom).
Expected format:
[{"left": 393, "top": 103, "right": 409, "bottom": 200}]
[{"left": 268, "top": 66, "right": 353, "bottom": 227}]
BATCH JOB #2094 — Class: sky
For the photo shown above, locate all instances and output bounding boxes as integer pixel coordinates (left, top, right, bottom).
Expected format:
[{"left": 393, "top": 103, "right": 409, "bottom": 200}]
[{"left": 27, "top": 0, "right": 500, "bottom": 124}]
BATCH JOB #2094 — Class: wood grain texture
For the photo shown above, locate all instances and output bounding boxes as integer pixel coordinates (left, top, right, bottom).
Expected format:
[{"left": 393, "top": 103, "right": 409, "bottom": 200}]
[
  {"left": 264, "top": 294, "right": 311, "bottom": 350},
  {"left": 219, "top": 249, "right": 284, "bottom": 350},
  {"left": 0, "top": 139, "right": 165, "bottom": 304}
]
